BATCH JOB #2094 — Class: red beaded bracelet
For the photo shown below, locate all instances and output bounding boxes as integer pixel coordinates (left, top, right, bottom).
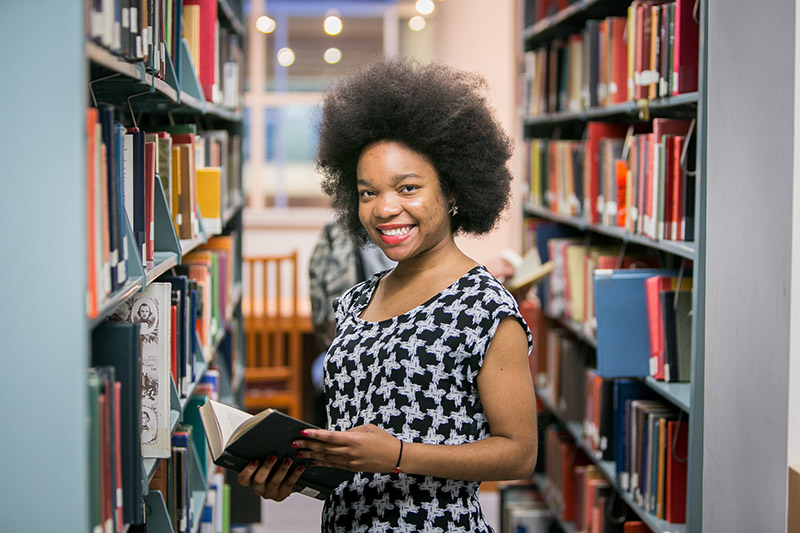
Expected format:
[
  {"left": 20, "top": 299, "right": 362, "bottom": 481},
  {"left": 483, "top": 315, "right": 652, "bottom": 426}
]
[{"left": 391, "top": 439, "right": 404, "bottom": 474}]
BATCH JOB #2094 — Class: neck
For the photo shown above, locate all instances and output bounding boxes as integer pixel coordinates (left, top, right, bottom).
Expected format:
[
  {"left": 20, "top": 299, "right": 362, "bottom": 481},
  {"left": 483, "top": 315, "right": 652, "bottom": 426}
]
[{"left": 389, "top": 235, "right": 469, "bottom": 282}]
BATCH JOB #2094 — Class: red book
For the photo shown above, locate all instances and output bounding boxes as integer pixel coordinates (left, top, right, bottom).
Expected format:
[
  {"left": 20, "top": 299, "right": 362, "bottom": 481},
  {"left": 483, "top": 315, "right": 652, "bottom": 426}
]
[
  {"left": 171, "top": 304, "right": 178, "bottom": 385},
  {"left": 609, "top": 17, "right": 628, "bottom": 104},
  {"left": 86, "top": 108, "right": 99, "bottom": 318},
  {"left": 113, "top": 382, "right": 124, "bottom": 532},
  {"left": 672, "top": 136, "right": 686, "bottom": 241},
  {"left": 98, "top": 391, "right": 110, "bottom": 532},
  {"left": 183, "top": 0, "right": 218, "bottom": 102},
  {"left": 144, "top": 141, "right": 156, "bottom": 263},
  {"left": 666, "top": 420, "right": 689, "bottom": 523},
  {"left": 634, "top": 3, "right": 648, "bottom": 100},
  {"left": 585, "top": 122, "right": 628, "bottom": 224},
  {"left": 645, "top": 276, "right": 680, "bottom": 379},
  {"left": 623, "top": 522, "right": 650, "bottom": 533},
  {"left": 672, "top": 0, "right": 700, "bottom": 95}
]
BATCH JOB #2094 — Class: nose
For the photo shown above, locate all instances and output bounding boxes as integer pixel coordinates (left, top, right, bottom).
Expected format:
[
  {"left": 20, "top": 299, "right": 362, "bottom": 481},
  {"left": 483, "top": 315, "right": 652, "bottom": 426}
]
[{"left": 374, "top": 193, "right": 401, "bottom": 218}]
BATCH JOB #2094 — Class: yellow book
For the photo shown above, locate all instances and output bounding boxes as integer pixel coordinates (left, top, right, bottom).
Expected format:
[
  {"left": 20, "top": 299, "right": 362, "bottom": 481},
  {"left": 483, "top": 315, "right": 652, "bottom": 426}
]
[
  {"left": 183, "top": 5, "right": 201, "bottom": 75},
  {"left": 197, "top": 167, "right": 222, "bottom": 234}
]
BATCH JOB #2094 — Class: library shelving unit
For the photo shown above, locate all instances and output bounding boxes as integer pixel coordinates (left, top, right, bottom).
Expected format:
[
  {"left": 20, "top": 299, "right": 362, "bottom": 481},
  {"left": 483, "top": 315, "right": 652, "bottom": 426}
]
[
  {"left": 0, "top": 1, "right": 245, "bottom": 531},
  {"left": 517, "top": 1, "right": 706, "bottom": 531}
]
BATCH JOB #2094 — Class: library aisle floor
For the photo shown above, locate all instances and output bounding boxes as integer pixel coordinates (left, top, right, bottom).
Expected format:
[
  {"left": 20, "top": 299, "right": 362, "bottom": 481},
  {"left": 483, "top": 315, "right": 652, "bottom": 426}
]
[{"left": 250, "top": 489, "right": 501, "bottom": 531}]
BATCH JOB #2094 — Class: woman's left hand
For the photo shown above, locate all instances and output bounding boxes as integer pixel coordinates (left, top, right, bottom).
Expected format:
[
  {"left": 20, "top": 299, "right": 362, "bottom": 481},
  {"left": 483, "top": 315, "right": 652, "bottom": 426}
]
[{"left": 292, "top": 424, "right": 403, "bottom": 473}]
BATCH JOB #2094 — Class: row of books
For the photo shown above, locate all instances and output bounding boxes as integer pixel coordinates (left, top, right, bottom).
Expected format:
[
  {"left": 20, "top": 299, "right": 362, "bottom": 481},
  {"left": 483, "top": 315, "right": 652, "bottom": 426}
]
[
  {"left": 523, "top": 0, "right": 699, "bottom": 115},
  {"left": 88, "top": 0, "right": 243, "bottom": 108},
  {"left": 526, "top": 118, "right": 696, "bottom": 242},
  {"left": 534, "top": 227, "right": 693, "bottom": 382},
  {"left": 541, "top": 422, "right": 659, "bottom": 532},
  {"left": 85, "top": 105, "right": 241, "bottom": 319},
  {"left": 90, "top": 315, "right": 232, "bottom": 530}
]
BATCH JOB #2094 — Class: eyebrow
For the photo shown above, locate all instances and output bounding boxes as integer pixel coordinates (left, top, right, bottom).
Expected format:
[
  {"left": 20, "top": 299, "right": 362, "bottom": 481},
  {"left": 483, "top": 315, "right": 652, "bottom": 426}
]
[{"left": 357, "top": 173, "right": 422, "bottom": 187}]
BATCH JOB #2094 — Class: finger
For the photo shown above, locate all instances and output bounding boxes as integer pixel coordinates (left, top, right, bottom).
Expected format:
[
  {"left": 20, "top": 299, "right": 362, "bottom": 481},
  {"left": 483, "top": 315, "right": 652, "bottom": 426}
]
[
  {"left": 276, "top": 464, "right": 306, "bottom": 501},
  {"left": 253, "top": 455, "right": 277, "bottom": 486},
  {"left": 237, "top": 460, "right": 261, "bottom": 487},
  {"left": 301, "top": 428, "right": 346, "bottom": 444}
]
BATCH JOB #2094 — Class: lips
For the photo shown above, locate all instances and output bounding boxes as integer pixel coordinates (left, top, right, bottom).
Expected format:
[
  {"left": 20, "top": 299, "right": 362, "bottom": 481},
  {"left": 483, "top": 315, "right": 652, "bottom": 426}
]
[{"left": 377, "top": 224, "right": 415, "bottom": 244}]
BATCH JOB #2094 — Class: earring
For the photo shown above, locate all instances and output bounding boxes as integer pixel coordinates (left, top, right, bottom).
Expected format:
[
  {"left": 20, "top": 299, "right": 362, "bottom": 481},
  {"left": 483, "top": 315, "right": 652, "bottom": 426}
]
[{"left": 449, "top": 204, "right": 459, "bottom": 216}]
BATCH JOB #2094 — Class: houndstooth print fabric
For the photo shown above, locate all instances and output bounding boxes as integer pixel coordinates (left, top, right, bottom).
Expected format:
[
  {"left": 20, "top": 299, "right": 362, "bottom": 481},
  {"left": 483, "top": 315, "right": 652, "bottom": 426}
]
[{"left": 321, "top": 265, "right": 532, "bottom": 532}]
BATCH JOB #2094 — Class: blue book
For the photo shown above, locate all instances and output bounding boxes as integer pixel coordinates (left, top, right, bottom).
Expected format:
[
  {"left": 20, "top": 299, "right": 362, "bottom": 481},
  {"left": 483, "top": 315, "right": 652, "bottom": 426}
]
[
  {"left": 612, "top": 379, "right": 655, "bottom": 483},
  {"left": 593, "top": 269, "right": 676, "bottom": 377}
]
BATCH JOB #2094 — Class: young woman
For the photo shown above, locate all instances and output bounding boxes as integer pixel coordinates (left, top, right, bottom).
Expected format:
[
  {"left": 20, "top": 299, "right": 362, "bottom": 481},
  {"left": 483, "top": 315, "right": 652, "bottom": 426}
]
[{"left": 238, "top": 58, "right": 538, "bottom": 532}]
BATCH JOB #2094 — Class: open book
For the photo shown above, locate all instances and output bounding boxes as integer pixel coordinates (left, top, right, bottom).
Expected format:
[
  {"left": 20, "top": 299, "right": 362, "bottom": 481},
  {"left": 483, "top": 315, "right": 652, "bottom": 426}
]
[{"left": 197, "top": 399, "right": 354, "bottom": 500}]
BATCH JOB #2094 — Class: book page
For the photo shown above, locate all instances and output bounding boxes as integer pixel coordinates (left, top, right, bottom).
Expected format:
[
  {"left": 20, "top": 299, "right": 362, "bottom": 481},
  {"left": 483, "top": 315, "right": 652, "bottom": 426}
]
[{"left": 209, "top": 399, "right": 253, "bottom": 446}]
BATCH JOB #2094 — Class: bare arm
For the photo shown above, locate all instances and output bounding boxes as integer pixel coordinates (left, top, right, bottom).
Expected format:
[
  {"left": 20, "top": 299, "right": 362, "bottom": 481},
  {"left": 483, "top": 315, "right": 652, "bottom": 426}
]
[{"left": 297, "top": 317, "right": 538, "bottom": 481}]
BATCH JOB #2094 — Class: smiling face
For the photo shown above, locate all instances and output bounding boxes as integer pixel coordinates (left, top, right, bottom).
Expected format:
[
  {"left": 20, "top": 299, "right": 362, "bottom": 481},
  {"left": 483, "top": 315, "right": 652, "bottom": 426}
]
[{"left": 356, "top": 140, "right": 454, "bottom": 264}]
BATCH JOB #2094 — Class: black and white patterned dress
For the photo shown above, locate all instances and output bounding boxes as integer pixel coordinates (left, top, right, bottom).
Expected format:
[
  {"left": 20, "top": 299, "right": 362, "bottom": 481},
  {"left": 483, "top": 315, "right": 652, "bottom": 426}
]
[{"left": 322, "top": 265, "right": 532, "bottom": 533}]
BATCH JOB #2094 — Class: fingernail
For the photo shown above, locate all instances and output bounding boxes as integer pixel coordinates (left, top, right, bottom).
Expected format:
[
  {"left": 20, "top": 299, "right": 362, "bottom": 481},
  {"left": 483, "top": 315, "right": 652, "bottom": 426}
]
[
  {"left": 296, "top": 452, "right": 305, "bottom": 459},
  {"left": 290, "top": 441, "right": 300, "bottom": 448},
  {"left": 283, "top": 457, "right": 292, "bottom": 466},
  {"left": 300, "top": 430, "right": 311, "bottom": 437},
  {"left": 310, "top": 461, "right": 319, "bottom": 466},
  {"left": 250, "top": 460, "right": 259, "bottom": 468},
  {"left": 297, "top": 465, "right": 306, "bottom": 473},
  {"left": 267, "top": 455, "right": 277, "bottom": 464}
]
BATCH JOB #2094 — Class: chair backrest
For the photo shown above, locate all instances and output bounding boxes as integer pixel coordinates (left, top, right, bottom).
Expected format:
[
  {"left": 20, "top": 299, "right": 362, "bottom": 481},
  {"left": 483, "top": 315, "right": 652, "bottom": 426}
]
[{"left": 241, "top": 251, "right": 303, "bottom": 417}]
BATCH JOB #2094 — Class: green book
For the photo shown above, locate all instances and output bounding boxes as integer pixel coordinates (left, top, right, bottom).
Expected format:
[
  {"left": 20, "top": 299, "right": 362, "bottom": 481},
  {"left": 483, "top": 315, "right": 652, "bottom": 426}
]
[
  {"left": 222, "top": 483, "right": 231, "bottom": 533},
  {"left": 88, "top": 369, "right": 102, "bottom": 533}
]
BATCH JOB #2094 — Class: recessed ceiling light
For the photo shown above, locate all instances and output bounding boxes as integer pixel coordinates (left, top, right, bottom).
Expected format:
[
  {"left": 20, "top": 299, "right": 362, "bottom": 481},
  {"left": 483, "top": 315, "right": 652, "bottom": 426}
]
[
  {"left": 276, "top": 47, "right": 295, "bottom": 67},
  {"left": 415, "top": 0, "right": 435, "bottom": 15},
  {"left": 324, "top": 15, "right": 343, "bottom": 35},
  {"left": 409, "top": 16, "right": 426, "bottom": 31},
  {"left": 256, "top": 15, "right": 276, "bottom": 34},
  {"left": 324, "top": 48, "right": 342, "bottom": 64}
]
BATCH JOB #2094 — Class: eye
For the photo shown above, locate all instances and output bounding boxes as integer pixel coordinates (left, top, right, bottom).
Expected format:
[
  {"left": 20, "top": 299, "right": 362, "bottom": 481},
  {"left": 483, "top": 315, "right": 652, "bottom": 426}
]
[
  {"left": 358, "top": 189, "right": 375, "bottom": 199},
  {"left": 400, "top": 185, "right": 418, "bottom": 193}
]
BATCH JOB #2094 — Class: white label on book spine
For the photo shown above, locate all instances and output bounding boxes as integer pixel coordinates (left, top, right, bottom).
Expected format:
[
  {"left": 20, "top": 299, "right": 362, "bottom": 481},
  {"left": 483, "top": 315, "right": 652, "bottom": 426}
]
[
  {"left": 176, "top": 213, "right": 183, "bottom": 226},
  {"left": 300, "top": 487, "right": 321, "bottom": 498},
  {"left": 117, "top": 488, "right": 123, "bottom": 506},
  {"left": 649, "top": 356, "right": 658, "bottom": 376},
  {"left": 620, "top": 472, "right": 630, "bottom": 491},
  {"left": 130, "top": 8, "right": 138, "bottom": 33},
  {"left": 93, "top": 526, "right": 102, "bottom": 533},
  {"left": 122, "top": 8, "right": 129, "bottom": 29},
  {"left": 630, "top": 205, "right": 639, "bottom": 222},
  {"left": 104, "top": 519, "right": 112, "bottom": 533},
  {"left": 600, "top": 436, "right": 607, "bottom": 451},
  {"left": 117, "top": 263, "right": 126, "bottom": 284},
  {"left": 631, "top": 472, "right": 639, "bottom": 491},
  {"left": 664, "top": 363, "right": 671, "bottom": 382},
  {"left": 150, "top": 222, "right": 155, "bottom": 239},
  {"left": 142, "top": 244, "right": 146, "bottom": 266}
]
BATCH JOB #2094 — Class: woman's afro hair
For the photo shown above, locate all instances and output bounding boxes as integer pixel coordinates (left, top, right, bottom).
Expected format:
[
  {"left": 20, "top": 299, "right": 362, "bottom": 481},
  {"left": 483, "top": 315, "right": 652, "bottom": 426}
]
[{"left": 315, "top": 57, "right": 514, "bottom": 244}]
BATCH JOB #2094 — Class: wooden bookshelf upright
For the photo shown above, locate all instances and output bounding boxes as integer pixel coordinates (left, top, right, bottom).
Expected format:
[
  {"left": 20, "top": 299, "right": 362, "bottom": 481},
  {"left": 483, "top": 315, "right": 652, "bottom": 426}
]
[
  {"left": 0, "top": 1, "right": 246, "bottom": 531},
  {"left": 516, "top": 1, "right": 706, "bottom": 531}
]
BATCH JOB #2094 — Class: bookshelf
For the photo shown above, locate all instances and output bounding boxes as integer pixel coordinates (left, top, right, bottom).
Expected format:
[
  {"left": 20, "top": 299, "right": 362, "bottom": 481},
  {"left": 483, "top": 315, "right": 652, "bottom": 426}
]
[
  {"left": 517, "top": 1, "right": 706, "bottom": 531},
  {"left": 0, "top": 0, "right": 245, "bottom": 531}
]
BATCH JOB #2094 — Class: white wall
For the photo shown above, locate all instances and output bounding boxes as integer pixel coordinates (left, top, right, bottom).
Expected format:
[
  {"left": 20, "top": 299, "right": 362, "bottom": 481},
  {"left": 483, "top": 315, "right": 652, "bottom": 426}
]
[
  {"left": 432, "top": 0, "right": 524, "bottom": 263},
  {"left": 705, "top": 0, "right": 795, "bottom": 529}
]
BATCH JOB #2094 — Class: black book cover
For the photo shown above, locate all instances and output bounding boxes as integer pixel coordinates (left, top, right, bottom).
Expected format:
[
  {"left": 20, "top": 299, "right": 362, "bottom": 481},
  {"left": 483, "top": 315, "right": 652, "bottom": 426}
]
[
  {"left": 161, "top": 275, "right": 190, "bottom": 393},
  {"left": 661, "top": 290, "right": 678, "bottom": 382},
  {"left": 98, "top": 106, "right": 121, "bottom": 292},
  {"left": 200, "top": 401, "right": 356, "bottom": 500},
  {"left": 130, "top": 129, "right": 146, "bottom": 266},
  {"left": 92, "top": 322, "right": 144, "bottom": 525}
]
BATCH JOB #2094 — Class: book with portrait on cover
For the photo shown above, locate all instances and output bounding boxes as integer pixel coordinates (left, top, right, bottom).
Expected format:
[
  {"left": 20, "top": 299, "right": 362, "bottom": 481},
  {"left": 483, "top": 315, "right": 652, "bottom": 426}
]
[{"left": 197, "top": 399, "right": 354, "bottom": 500}]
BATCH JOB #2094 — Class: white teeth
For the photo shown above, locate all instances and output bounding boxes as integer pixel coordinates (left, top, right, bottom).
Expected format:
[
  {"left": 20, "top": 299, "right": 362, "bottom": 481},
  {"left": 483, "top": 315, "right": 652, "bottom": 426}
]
[{"left": 381, "top": 226, "right": 412, "bottom": 237}]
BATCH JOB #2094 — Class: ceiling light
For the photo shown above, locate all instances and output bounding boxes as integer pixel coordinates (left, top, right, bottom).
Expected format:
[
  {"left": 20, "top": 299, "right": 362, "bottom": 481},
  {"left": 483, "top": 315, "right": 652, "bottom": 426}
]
[
  {"left": 409, "top": 16, "right": 426, "bottom": 31},
  {"left": 415, "top": 0, "right": 435, "bottom": 15},
  {"left": 324, "top": 48, "right": 342, "bottom": 64},
  {"left": 324, "top": 15, "right": 343, "bottom": 35},
  {"left": 256, "top": 15, "right": 276, "bottom": 34},
  {"left": 276, "top": 47, "right": 295, "bottom": 67}
]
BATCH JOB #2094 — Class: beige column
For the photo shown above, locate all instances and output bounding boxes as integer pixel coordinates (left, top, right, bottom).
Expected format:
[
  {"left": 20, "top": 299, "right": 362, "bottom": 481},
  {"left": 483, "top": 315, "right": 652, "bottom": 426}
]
[{"left": 246, "top": 0, "right": 266, "bottom": 208}]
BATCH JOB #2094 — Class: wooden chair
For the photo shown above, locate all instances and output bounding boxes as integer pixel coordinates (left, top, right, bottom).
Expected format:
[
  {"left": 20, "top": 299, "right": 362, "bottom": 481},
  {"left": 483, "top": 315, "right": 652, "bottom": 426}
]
[{"left": 242, "top": 251, "right": 303, "bottom": 419}]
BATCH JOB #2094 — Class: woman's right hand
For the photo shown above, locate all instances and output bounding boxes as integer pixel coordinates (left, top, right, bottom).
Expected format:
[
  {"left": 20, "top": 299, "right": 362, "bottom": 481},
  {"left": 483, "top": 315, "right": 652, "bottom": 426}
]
[{"left": 237, "top": 455, "right": 306, "bottom": 501}]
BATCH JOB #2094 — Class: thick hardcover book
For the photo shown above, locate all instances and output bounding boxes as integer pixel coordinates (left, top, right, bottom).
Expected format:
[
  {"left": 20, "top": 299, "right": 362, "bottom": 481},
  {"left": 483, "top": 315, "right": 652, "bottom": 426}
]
[
  {"left": 108, "top": 283, "right": 173, "bottom": 457},
  {"left": 161, "top": 275, "right": 190, "bottom": 395},
  {"left": 92, "top": 322, "right": 144, "bottom": 525},
  {"left": 666, "top": 420, "right": 688, "bottom": 523},
  {"left": 593, "top": 268, "right": 676, "bottom": 378},
  {"left": 183, "top": 0, "right": 217, "bottom": 102},
  {"left": 672, "top": 0, "right": 699, "bottom": 95},
  {"left": 198, "top": 399, "right": 355, "bottom": 500}
]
